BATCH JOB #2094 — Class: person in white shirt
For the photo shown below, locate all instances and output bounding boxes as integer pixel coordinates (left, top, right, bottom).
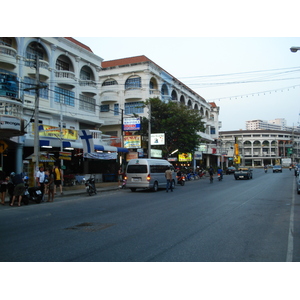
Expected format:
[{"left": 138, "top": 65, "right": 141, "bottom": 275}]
[{"left": 36, "top": 166, "right": 45, "bottom": 200}]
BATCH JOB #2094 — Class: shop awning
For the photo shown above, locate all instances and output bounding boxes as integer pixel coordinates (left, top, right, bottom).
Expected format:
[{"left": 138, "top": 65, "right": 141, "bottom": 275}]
[{"left": 94, "top": 144, "right": 128, "bottom": 153}]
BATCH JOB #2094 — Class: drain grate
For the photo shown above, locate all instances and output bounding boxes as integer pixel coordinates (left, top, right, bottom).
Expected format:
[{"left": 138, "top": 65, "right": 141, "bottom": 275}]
[{"left": 65, "top": 222, "right": 115, "bottom": 232}]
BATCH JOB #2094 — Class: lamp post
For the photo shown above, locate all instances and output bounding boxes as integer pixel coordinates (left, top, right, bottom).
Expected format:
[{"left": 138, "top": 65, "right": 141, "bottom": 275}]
[
  {"left": 290, "top": 46, "right": 300, "bottom": 53},
  {"left": 290, "top": 46, "right": 300, "bottom": 164}
]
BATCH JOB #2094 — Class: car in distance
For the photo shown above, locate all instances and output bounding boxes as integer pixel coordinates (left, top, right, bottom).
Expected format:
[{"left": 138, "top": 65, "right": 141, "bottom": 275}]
[
  {"left": 226, "top": 166, "right": 236, "bottom": 175},
  {"left": 273, "top": 165, "right": 282, "bottom": 173},
  {"left": 234, "top": 167, "right": 253, "bottom": 180}
]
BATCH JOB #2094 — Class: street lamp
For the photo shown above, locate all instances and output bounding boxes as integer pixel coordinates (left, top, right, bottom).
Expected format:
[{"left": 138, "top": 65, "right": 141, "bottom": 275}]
[{"left": 290, "top": 46, "right": 300, "bottom": 53}]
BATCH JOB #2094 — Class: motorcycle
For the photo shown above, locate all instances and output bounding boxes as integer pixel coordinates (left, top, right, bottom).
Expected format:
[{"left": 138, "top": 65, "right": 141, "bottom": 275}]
[
  {"left": 85, "top": 176, "right": 97, "bottom": 196},
  {"left": 177, "top": 174, "right": 186, "bottom": 186},
  {"left": 217, "top": 173, "right": 223, "bottom": 181},
  {"left": 186, "top": 172, "right": 195, "bottom": 181},
  {"left": 22, "top": 177, "right": 43, "bottom": 204}
]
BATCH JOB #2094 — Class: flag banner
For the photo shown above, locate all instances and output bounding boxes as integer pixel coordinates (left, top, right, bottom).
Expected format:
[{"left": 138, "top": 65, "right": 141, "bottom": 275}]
[{"left": 79, "top": 130, "right": 94, "bottom": 154}]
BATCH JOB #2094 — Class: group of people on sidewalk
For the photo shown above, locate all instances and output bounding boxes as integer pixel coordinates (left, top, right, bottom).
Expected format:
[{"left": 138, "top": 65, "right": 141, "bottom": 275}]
[{"left": 0, "top": 165, "right": 64, "bottom": 207}]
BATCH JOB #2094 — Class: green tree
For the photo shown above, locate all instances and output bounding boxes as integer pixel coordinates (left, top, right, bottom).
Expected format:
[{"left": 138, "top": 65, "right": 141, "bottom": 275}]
[{"left": 140, "top": 98, "right": 205, "bottom": 157}]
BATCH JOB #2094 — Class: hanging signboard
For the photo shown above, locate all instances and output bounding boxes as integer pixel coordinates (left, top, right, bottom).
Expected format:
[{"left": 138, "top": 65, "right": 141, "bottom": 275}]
[
  {"left": 59, "top": 151, "right": 72, "bottom": 160},
  {"left": 123, "top": 117, "right": 141, "bottom": 131},
  {"left": 151, "top": 133, "right": 165, "bottom": 145},
  {"left": 33, "top": 124, "right": 78, "bottom": 140},
  {"left": 178, "top": 153, "right": 192, "bottom": 162},
  {"left": 123, "top": 135, "right": 141, "bottom": 148}
]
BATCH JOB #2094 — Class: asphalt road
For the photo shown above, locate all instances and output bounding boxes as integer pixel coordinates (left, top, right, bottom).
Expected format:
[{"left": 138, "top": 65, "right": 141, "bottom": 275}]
[{"left": 1, "top": 168, "right": 299, "bottom": 262}]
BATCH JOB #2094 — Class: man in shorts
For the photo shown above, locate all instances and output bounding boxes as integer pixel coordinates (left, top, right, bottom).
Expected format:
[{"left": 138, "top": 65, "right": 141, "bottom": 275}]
[
  {"left": 53, "top": 165, "right": 63, "bottom": 195},
  {"left": 10, "top": 172, "right": 26, "bottom": 207}
]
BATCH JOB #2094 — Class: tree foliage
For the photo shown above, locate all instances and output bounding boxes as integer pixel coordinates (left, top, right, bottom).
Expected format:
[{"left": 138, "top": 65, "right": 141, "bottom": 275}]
[{"left": 140, "top": 98, "right": 205, "bottom": 157}]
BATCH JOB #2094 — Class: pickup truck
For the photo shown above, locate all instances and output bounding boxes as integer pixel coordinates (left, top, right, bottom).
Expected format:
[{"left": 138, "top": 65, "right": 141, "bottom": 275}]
[{"left": 234, "top": 167, "right": 253, "bottom": 180}]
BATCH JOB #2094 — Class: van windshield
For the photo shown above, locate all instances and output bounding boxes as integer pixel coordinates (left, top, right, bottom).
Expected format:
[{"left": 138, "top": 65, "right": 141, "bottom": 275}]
[{"left": 127, "top": 165, "right": 148, "bottom": 173}]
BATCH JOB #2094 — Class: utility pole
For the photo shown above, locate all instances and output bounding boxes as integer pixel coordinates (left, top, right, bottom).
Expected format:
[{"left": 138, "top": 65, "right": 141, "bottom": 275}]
[
  {"left": 148, "top": 100, "right": 151, "bottom": 158},
  {"left": 24, "top": 54, "right": 46, "bottom": 183},
  {"left": 33, "top": 55, "right": 40, "bottom": 180}
]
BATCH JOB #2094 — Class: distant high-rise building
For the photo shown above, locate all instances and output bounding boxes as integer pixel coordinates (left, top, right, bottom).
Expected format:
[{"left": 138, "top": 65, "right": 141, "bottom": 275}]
[{"left": 246, "top": 118, "right": 299, "bottom": 132}]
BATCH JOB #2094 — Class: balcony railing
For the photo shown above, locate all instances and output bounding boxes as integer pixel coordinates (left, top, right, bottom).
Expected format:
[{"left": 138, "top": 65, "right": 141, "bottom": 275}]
[
  {"left": 55, "top": 70, "right": 76, "bottom": 80},
  {"left": 79, "top": 80, "right": 97, "bottom": 88},
  {"left": 25, "top": 59, "right": 49, "bottom": 70},
  {"left": 0, "top": 98, "right": 23, "bottom": 118},
  {"left": 0, "top": 45, "right": 17, "bottom": 58}
]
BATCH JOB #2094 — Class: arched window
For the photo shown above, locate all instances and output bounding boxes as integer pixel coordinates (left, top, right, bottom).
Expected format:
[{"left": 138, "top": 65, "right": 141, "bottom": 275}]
[
  {"left": 80, "top": 65, "right": 95, "bottom": 81},
  {"left": 161, "top": 83, "right": 168, "bottom": 96},
  {"left": 180, "top": 95, "right": 185, "bottom": 105},
  {"left": 171, "top": 90, "right": 177, "bottom": 101},
  {"left": 102, "top": 79, "right": 118, "bottom": 86},
  {"left": 125, "top": 76, "right": 141, "bottom": 89}
]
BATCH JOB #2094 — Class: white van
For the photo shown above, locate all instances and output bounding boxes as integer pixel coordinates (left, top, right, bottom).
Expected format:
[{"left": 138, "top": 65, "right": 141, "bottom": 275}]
[{"left": 125, "top": 159, "right": 176, "bottom": 192}]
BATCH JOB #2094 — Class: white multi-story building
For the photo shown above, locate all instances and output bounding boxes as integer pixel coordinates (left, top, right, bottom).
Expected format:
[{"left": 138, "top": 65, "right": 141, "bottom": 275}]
[
  {"left": 0, "top": 39, "right": 222, "bottom": 178},
  {"left": 219, "top": 129, "right": 300, "bottom": 167},
  {"left": 246, "top": 118, "right": 299, "bottom": 132},
  {"left": 0, "top": 37, "right": 107, "bottom": 176},
  {"left": 99, "top": 55, "right": 221, "bottom": 166}
]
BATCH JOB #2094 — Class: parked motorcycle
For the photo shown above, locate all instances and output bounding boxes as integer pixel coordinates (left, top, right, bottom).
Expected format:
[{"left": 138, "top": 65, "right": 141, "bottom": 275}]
[
  {"left": 186, "top": 172, "right": 195, "bottom": 181},
  {"left": 177, "top": 174, "right": 186, "bottom": 186},
  {"left": 85, "top": 176, "right": 97, "bottom": 196},
  {"left": 23, "top": 177, "right": 43, "bottom": 204}
]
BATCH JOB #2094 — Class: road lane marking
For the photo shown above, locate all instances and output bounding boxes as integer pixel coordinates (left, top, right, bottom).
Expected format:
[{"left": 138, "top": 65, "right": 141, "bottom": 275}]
[{"left": 286, "top": 179, "right": 295, "bottom": 262}]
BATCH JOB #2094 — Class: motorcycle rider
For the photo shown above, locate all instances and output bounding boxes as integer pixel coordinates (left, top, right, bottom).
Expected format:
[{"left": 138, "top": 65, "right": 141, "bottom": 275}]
[{"left": 217, "top": 166, "right": 223, "bottom": 180}]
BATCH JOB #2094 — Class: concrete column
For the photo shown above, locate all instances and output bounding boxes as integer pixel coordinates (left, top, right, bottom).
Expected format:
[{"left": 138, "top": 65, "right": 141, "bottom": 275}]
[{"left": 15, "top": 143, "right": 23, "bottom": 174}]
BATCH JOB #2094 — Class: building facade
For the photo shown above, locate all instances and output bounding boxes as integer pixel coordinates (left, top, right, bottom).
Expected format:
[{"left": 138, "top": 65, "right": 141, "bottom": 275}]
[
  {"left": 246, "top": 118, "right": 300, "bottom": 132},
  {"left": 99, "top": 55, "right": 221, "bottom": 167},
  {"left": 1, "top": 39, "right": 221, "bottom": 179},
  {"left": 219, "top": 129, "right": 300, "bottom": 167},
  {"left": 0, "top": 37, "right": 107, "bottom": 177}
]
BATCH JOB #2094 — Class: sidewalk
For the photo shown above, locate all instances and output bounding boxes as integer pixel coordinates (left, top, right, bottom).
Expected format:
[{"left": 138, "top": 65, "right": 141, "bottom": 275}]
[
  {"left": 58, "top": 181, "right": 120, "bottom": 198},
  {"left": 0, "top": 181, "right": 121, "bottom": 207}
]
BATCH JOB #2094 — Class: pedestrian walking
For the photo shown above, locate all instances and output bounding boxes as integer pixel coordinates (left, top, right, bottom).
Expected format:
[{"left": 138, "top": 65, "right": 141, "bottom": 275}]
[
  {"left": 53, "top": 165, "right": 63, "bottom": 195},
  {"left": 208, "top": 166, "right": 214, "bottom": 183},
  {"left": 118, "top": 167, "right": 123, "bottom": 188},
  {"left": 165, "top": 166, "right": 173, "bottom": 192},
  {"left": 10, "top": 172, "right": 26, "bottom": 207}
]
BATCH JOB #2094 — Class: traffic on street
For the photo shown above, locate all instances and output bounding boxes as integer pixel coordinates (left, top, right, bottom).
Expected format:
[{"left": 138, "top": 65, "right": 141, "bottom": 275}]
[{"left": 0, "top": 168, "right": 299, "bottom": 262}]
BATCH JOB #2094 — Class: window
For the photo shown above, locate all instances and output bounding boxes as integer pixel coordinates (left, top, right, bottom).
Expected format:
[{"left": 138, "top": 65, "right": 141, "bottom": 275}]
[
  {"left": 102, "top": 79, "right": 118, "bottom": 86},
  {"left": 210, "top": 127, "right": 216, "bottom": 134},
  {"left": 56, "top": 59, "right": 69, "bottom": 71},
  {"left": 79, "top": 94, "right": 95, "bottom": 112},
  {"left": 100, "top": 104, "right": 109, "bottom": 112},
  {"left": 125, "top": 76, "right": 141, "bottom": 89},
  {"left": 150, "top": 165, "right": 169, "bottom": 173},
  {"left": 25, "top": 44, "right": 44, "bottom": 67},
  {"left": 55, "top": 86, "right": 74, "bottom": 106},
  {"left": 0, "top": 37, "right": 12, "bottom": 47},
  {"left": 127, "top": 165, "right": 147, "bottom": 173},
  {"left": 125, "top": 102, "right": 144, "bottom": 114},
  {"left": 80, "top": 69, "right": 90, "bottom": 80},
  {"left": 24, "top": 77, "right": 48, "bottom": 99},
  {"left": 114, "top": 103, "right": 119, "bottom": 115}
]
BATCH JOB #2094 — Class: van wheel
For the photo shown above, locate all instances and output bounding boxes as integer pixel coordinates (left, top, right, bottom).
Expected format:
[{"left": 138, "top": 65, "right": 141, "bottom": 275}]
[
  {"left": 130, "top": 188, "right": 136, "bottom": 192},
  {"left": 152, "top": 182, "right": 158, "bottom": 192}
]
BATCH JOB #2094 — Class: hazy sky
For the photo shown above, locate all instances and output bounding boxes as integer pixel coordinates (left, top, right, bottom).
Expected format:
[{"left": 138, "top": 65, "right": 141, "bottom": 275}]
[{"left": 76, "top": 37, "right": 300, "bottom": 131}]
